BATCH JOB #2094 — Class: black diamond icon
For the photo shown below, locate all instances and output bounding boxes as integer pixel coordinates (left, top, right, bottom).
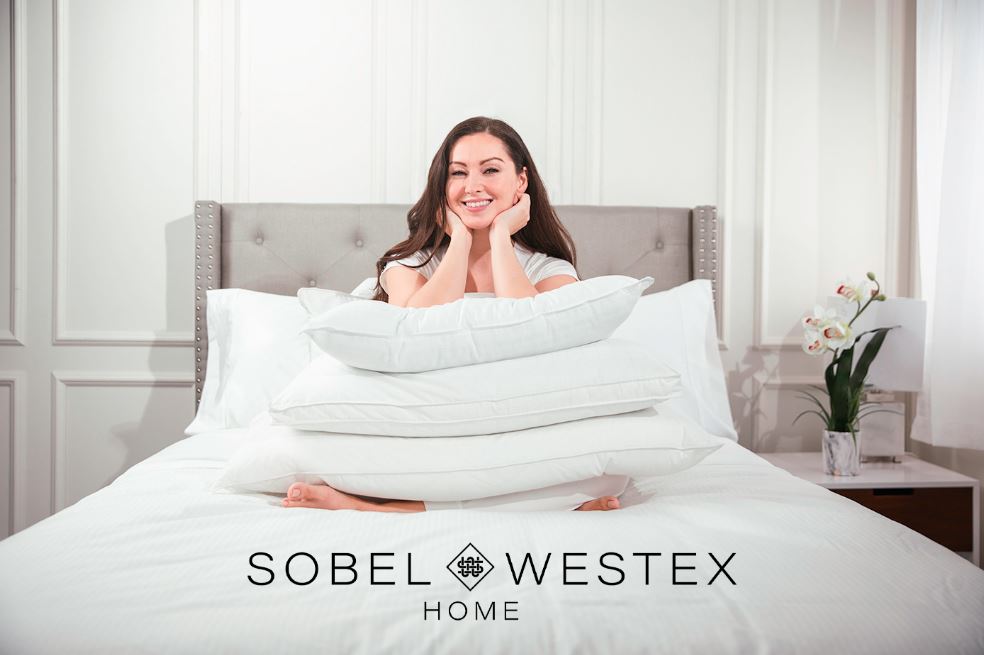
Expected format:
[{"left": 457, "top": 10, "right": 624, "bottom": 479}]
[{"left": 447, "top": 543, "right": 494, "bottom": 591}]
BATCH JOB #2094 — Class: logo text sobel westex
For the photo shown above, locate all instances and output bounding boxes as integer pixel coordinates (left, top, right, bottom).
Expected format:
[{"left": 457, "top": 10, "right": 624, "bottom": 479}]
[{"left": 248, "top": 543, "right": 737, "bottom": 621}]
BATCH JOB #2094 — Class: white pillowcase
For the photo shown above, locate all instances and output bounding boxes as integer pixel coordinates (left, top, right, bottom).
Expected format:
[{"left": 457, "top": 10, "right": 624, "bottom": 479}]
[
  {"left": 185, "top": 287, "right": 361, "bottom": 435},
  {"left": 268, "top": 338, "right": 681, "bottom": 437},
  {"left": 348, "top": 276, "right": 379, "bottom": 299},
  {"left": 302, "top": 275, "right": 654, "bottom": 373},
  {"left": 296, "top": 286, "right": 367, "bottom": 315},
  {"left": 214, "top": 408, "right": 723, "bottom": 501},
  {"left": 612, "top": 280, "right": 737, "bottom": 441}
]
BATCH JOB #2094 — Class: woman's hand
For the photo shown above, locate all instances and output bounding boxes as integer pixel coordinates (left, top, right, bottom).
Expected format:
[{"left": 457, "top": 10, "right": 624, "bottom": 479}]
[
  {"left": 491, "top": 193, "right": 531, "bottom": 238},
  {"left": 442, "top": 204, "right": 472, "bottom": 239}
]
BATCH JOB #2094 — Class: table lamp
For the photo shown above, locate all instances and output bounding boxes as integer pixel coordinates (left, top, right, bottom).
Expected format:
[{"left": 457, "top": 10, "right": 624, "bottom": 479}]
[{"left": 847, "top": 297, "right": 927, "bottom": 461}]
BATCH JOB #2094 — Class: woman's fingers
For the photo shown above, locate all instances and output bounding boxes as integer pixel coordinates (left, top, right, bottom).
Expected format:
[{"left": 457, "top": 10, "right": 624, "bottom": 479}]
[
  {"left": 443, "top": 204, "right": 469, "bottom": 237},
  {"left": 494, "top": 194, "right": 531, "bottom": 236}
]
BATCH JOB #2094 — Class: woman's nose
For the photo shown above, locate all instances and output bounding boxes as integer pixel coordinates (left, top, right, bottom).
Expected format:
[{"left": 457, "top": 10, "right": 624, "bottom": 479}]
[{"left": 465, "top": 173, "right": 484, "bottom": 193}]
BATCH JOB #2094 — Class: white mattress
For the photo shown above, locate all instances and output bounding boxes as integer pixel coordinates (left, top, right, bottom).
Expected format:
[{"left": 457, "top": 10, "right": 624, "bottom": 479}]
[{"left": 1, "top": 430, "right": 983, "bottom": 654}]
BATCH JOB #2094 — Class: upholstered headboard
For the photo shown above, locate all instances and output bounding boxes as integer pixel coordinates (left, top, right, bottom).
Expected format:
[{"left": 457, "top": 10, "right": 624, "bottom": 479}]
[{"left": 192, "top": 201, "right": 722, "bottom": 406}]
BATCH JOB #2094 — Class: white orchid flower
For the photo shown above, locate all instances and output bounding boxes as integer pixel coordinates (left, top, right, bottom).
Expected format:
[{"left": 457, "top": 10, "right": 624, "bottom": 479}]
[
  {"left": 835, "top": 279, "right": 863, "bottom": 302},
  {"left": 802, "top": 305, "right": 837, "bottom": 330},
  {"left": 821, "top": 320, "right": 855, "bottom": 351},
  {"left": 831, "top": 299, "right": 855, "bottom": 322},
  {"left": 802, "top": 329, "right": 826, "bottom": 356}
]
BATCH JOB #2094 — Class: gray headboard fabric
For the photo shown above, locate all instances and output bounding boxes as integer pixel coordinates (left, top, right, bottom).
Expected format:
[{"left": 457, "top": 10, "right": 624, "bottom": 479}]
[{"left": 193, "top": 201, "right": 722, "bottom": 407}]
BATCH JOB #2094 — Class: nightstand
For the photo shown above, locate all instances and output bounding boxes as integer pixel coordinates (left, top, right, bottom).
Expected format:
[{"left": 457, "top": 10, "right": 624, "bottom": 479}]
[{"left": 759, "top": 452, "right": 980, "bottom": 566}]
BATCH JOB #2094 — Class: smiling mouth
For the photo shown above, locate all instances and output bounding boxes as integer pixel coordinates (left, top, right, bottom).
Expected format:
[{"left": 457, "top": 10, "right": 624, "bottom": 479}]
[{"left": 464, "top": 199, "right": 492, "bottom": 208}]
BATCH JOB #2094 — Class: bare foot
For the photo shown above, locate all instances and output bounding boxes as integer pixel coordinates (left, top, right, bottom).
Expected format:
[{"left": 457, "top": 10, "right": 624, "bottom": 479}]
[
  {"left": 282, "top": 482, "right": 370, "bottom": 510},
  {"left": 281, "top": 482, "right": 425, "bottom": 512},
  {"left": 575, "top": 495, "right": 621, "bottom": 511}
]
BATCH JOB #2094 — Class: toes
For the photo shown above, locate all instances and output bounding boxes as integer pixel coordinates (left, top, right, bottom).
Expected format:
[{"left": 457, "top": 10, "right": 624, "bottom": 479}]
[
  {"left": 282, "top": 497, "right": 321, "bottom": 509},
  {"left": 286, "top": 482, "right": 306, "bottom": 501},
  {"left": 576, "top": 496, "right": 621, "bottom": 511},
  {"left": 283, "top": 482, "right": 318, "bottom": 507}
]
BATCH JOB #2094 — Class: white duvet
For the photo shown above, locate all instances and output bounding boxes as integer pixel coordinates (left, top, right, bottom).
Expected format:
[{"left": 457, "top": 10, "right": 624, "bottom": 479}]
[{"left": 1, "top": 430, "right": 983, "bottom": 654}]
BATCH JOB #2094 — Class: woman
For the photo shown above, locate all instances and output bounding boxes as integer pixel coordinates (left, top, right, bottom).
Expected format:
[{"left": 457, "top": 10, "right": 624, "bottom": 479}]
[{"left": 283, "top": 117, "right": 624, "bottom": 513}]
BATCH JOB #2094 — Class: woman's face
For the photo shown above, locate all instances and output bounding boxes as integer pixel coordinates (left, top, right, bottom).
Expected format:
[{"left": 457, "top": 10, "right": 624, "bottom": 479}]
[{"left": 446, "top": 132, "right": 528, "bottom": 230}]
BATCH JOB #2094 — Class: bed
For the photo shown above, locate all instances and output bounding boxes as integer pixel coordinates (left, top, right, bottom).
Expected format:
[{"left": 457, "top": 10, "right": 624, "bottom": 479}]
[{"left": 1, "top": 202, "right": 982, "bottom": 654}]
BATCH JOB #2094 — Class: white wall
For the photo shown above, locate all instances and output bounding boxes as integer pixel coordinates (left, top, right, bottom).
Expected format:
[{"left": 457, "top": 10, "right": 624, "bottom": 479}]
[{"left": 1, "top": 0, "right": 917, "bottom": 537}]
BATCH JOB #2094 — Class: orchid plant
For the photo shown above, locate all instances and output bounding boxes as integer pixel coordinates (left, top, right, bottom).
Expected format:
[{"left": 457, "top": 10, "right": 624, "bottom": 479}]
[{"left": 794, "top": 273, "right": 894, "bottom": 440}]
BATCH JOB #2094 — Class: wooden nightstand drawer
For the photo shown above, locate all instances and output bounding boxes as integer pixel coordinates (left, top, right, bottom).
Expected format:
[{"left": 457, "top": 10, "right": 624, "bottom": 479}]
[{"left": 835, "top": 487, "right": 973, "bottom": 552}]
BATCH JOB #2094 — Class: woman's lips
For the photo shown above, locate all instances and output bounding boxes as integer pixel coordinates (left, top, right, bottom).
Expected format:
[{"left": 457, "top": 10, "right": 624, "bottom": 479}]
[{"left": 462, "top": 199, "right": 493, "bottom": 213}]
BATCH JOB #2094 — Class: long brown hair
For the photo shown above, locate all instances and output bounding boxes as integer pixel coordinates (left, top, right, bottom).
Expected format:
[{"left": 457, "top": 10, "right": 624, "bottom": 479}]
[{"left": 372, "top": 116, "right": 577, "bottom": 302}]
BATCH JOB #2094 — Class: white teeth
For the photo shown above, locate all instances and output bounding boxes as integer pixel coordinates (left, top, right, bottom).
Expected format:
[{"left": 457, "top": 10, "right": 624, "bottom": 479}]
[{"left": 465, "top": 200, "right": 492, "bottom": 208}]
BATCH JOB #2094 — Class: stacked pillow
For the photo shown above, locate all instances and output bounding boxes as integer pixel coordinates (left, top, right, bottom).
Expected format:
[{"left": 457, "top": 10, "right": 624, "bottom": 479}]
[
  {"left": 197, "top": 276, "right": 732, "bottom": 501},
  {"left": 270, "top": 275, "right": 680, "bottom": 438},
  {"left": 268, "top": 339, "right": 680, "bottom": 437},
  {"left": 216, "top": 409, "right": 722, "bottom": 502},
  {"left": 302, "top": 275, "right": 655, "bottom": 372}
]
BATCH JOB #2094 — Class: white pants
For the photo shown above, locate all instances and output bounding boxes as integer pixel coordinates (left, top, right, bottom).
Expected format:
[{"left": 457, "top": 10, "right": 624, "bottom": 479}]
[{"left": 423, "top": 475, "right": 630, "bottom": 512}]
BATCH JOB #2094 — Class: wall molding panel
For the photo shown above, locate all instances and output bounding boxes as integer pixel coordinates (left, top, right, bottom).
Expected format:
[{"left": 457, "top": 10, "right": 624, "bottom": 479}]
[
  {"left": 409, "top": 0, "right": 427, "bottom": 199},
  {"left": 751, "top": 374, "right": 827, "bottom": 452},
  {"left": 50, "top": 373, "right": 195, "bottom": 513},
  {"left": 544, "top": 0, "right": 562, "bottom": 202},
  {"left": 195, "top": 0, "right": 242, "bottom": 204},
  {"left": 559, "top": 1, "right": 589, "bottom": 204},
  {"left": 194, "top": 0, "right": 219, "bottom": 202},
  {"left": 369, "top": 0, "right": 385, "bottom": 203},
  {"left": 586, "top": 0, "right": 604, "bottom": 205},
  {"left": 0, "top": 0, "right": 26, "bottom": 346},
  {"left": 753, "top": 0, "right": 777, "bottom": 349},
  {"left": 716, "top": 0, "right": 736, "bottom": 350},
  {"left": 881, "top": 0, "right": 908, "bottom": 297},
  {"left": 52, "top": 0, "right": 195, "bottom": 346},
  {"left": 753, "top": 1, "right": 904, "bottom": 351},
  {"left": 0, "top": 372, "right": 25, "bottom": 538},
  {"left": 235, "top": 0, "right": 249, "bottom": 201}
]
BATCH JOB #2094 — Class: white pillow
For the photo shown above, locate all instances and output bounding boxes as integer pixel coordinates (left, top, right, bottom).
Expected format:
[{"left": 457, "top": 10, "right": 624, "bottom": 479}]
[
  {"left": 612, "top": 280, "right": 737, "bottom": 441},
  {"left": 296, "top": 286, "right": 367, "bottom": 315},
  {"left": 268, "top": 338, "right": 681, "bottom": 436},
  {"left": 349, "top": 276, "right": 379, "bottom": 299},
  {"left": 302, "top": 275, "right": 654, "bottom": 373},
  {"left": 214, "top": 408, "right": 723, "bottom": 501},
  {"left": 184, "top": 287, "right": 359, "bottom": 435}
]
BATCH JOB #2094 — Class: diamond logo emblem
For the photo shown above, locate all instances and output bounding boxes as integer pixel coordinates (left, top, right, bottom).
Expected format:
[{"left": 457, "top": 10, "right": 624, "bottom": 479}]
[{"left": 446, "top": 543, "right": 494, "bottom": 591}]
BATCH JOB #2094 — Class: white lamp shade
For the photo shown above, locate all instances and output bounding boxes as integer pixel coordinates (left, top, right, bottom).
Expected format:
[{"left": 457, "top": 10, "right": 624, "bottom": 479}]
[{"left": 847, "top": 297, "right": 926, "bottom": 392}]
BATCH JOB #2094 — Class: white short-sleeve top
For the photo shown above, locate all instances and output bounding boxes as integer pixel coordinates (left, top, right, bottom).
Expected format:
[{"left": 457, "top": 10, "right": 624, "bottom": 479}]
[{"left": 380, "top": 242, "right": 578, "bottom": 295}]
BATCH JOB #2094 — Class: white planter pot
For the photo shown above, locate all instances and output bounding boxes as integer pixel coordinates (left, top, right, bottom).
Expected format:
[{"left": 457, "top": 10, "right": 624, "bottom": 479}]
[{"left": 823, "top": 430, "right": 860, "bottom": 476}]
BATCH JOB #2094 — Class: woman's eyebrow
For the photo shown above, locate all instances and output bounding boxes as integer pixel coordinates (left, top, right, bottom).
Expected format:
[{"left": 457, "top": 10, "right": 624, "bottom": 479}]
[{"left": 449, "top": 157, "right": 505, "bottom": 166}]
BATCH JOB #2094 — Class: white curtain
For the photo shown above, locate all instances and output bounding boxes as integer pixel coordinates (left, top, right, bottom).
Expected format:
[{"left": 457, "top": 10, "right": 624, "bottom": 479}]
[{"left": 911, "top": 0, "right": 984, "bottom": 449}]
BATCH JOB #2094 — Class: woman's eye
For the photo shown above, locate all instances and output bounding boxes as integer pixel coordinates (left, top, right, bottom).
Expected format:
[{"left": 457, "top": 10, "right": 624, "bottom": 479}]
[
  {"left": 450, "top": 171, "right": 465, "bottom": 176},
  {"left": 484, "top": 168, "right": 499, "bottom": 174}
]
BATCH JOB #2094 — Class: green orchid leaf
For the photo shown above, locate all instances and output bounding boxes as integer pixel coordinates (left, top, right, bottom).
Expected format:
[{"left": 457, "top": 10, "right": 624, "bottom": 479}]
[
  {"left": 809, "top": 384, "right": 830, "bottom": 397},
  {"left": 795, "top": 391, "right": 831, "bottom": 423},
  {"left": 849, "top": 327, "right": 892, "bottom": 391},
  {"left": 824, "top": 361, "right": 837, "bottom": 427},
  {"left": 848, "top": 388, "right": 863, "bottom": 429},
  {"left": 793, "top": 409, "right": 829, "bottom": 427},
  {"left": 795, "top": 390, "right": 825, "bottom": 406},
  {"left": 857, "top": 408, "right": 904, "bottom": 420},
  {"left": 832, "top": 347, "right": 854, "bottom": 431},
  {"left": 824, "top": 361, "right": 836, "bottom": 399}
]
